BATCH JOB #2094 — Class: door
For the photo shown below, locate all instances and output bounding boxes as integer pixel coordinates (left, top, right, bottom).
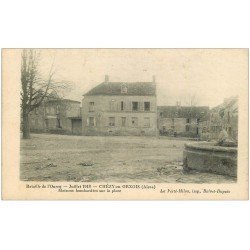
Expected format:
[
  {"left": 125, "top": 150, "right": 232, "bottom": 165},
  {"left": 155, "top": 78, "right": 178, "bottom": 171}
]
[{"left": 72, "top": 119, "right": 82, "bottom": 135}]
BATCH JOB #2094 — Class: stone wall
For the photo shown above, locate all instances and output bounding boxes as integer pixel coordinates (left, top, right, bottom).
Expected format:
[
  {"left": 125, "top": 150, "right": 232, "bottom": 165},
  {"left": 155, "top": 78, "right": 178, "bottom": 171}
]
[{"left": 183, "top": 142, "right": 237, "bottom": 177}]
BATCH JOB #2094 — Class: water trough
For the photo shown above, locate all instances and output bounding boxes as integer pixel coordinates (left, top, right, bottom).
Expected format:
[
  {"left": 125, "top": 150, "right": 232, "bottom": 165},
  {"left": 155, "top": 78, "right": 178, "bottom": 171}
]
[{"left": 183, "top": 142, "right": 237, "bottom": 177}]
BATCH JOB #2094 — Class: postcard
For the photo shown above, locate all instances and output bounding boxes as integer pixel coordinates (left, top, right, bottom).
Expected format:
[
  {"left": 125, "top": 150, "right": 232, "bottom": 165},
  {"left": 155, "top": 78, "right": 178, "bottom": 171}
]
[{"left": 1, "top": 48, "right": 248, "bottom": 200}]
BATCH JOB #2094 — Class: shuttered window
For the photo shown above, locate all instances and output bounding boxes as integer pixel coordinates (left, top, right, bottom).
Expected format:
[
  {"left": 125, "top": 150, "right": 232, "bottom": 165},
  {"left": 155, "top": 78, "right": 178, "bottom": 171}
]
[
  {"left": 144, "top": 102, "right": 150, "bottom": 111},
  {"left": 132, "top": 102, "right": 139, "bottom": 111},
  {"left": 110, "top": 100, "right": 116, "bottom": 111},
  {"left": 89, "top": 102, "right": 94, "bottom": 112},
  {"left": 88, "top": 117, "right": 95, "bottom": 127},
  {"left": 109, "top": 117, "right": 115, "bottom": 126},
  {"left": 121, "top": 117, "right": 126, "bottom": 127}
]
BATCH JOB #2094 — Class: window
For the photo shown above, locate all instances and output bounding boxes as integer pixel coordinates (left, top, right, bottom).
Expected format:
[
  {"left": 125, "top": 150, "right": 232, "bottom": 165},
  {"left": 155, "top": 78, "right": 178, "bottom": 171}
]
[
  {"left": 88, "top": 117, "right": 95, "bottom": 127},
  {"left": 144, "top": 102, "right": 150, "bottom": 111},
  {"left": 132, "top": 102, "right": 139, "bottom": 111},
  {"left": 89, "top": 102, "right": 94, "bottom": 112},
  {"left": 121, "top": 101, "right": 124, "bottom": 111},
  {"left": 160, "top": 112, "right": 163, "bottom": 118},
  {"left": 121, "top": 117, "right": 126, "bottom": 127},
  {"left": 56, "top": 118, "right": 61, "bottom": 128},
  {"left": 143, "top": 117, "right": 150, "bottom": 128},
  {"left": 186, "top": 125, "right": 190, "bottom": 132},
  {"left": 131, "top": 117, "right": 138, "bottom": 127},
  {"left": 109, "top": 117, "right": 115, "bottom": 126},
  {"left": 45, "top": 119, "right": 49, "bottom": 129},
  {"left": 121, "top": 85, "right": 127, "bottom": 94},
  {"left": 186, "top": 118, "right": 190, "bottom": 123},
  {"left": 56, "top": 105, "right": 60, "bottom": 114},
  {"left": 110, "top": 100, "right": 116, "bottom": 111}
]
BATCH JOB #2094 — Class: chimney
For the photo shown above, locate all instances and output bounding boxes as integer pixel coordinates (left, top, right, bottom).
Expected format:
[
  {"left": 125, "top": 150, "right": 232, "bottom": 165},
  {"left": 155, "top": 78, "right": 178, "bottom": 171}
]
[{"left": 105, "top": 75, "right": 109, "bottom": 83}]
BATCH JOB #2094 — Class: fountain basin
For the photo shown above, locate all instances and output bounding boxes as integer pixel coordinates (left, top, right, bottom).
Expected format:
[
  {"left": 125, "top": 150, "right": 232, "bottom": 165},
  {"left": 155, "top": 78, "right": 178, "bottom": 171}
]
[{"left": 183, "top": 142, "right": 237, "bottom": 177}]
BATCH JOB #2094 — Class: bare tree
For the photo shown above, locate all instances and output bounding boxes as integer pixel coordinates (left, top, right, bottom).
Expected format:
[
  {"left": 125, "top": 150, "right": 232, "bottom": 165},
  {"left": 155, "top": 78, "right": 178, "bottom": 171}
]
[
  {"left": 185, "top": 94, "right": 198, "bottom": 107},
  {"left": 21, "top": 49, "right": 70, "bottom": 139}
]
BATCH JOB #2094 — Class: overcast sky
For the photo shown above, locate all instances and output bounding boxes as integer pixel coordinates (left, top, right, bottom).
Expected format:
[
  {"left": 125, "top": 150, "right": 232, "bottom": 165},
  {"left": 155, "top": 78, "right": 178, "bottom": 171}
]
[{"left": 39, "top": 49, "right": 247, "bottom": 108}]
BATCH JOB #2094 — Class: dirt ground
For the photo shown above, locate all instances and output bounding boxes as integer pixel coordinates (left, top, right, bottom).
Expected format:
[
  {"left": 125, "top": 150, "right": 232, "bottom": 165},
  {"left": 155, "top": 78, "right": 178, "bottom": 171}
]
[{"left": 20, "top": 133, "right": 236, "bottom": 183}]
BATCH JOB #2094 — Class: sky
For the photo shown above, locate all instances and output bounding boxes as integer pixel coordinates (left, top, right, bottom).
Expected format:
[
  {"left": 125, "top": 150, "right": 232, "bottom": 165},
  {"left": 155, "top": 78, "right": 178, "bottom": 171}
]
[{"left": 38, "top": 49, "right": 247, "bottom": 108}]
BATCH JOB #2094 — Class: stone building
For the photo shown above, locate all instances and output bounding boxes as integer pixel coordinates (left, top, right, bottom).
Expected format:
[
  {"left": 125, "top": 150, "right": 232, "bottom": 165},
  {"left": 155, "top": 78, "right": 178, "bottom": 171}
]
[
  {"left": 200, "top": 96, "right": 238, "bottom": 141},
  {"left": 158, "top": 104, "right": 210, "bottom": 137},
  {"left": 82, "top": 76, "right": 157, "bottom": 136},
  {"left": 29, "top": 99, "right": 82, "bottom": 135}
]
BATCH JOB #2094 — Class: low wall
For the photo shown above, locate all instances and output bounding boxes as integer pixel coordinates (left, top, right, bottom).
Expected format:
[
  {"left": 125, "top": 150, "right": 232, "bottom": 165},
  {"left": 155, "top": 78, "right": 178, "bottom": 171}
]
[{"left": 183, "top": 142, "right": 237, "bottom": 177}]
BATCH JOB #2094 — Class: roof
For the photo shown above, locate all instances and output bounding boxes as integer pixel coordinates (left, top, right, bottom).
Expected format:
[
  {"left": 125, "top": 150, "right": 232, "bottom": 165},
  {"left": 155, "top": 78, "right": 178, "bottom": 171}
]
[
  {"left": 46, "top": 98, "right": 81, "bottom": 104},
  {"left": 158, "top": 106, "right": 210, "bottom": 119},
  {"left": 84, "top": 82, "right": 156, "bottom": 96}
]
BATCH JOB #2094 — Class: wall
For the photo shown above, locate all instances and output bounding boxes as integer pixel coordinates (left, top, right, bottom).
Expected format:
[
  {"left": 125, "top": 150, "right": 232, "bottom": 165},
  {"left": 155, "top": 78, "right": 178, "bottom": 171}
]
[
  {"left": 82, "top": 95, "right": 157, "bottom": 136},
  {"left": 29, "top": 103, "right": 46, "bottom": 132},
  {"left": 158, "top": 117, "right": 198, "bottom": 137},
  {"left": 29, "top": 100, "right": 81, "bottom": 135}
]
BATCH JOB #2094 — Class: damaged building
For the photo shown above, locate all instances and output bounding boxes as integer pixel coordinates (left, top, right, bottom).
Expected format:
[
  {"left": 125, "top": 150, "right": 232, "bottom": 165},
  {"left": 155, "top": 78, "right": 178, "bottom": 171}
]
[
  {"left": 199, "top": 96, "right": 238, "bottom": 141},
  {"left": 157, "top": 104, "right": 210, "bottom": 138},
  {"left": 27, "top": 76, "right": 237, "bottom": 141},
  {"left": 29, "top": 98, "right": 82, "bottom": 135}
]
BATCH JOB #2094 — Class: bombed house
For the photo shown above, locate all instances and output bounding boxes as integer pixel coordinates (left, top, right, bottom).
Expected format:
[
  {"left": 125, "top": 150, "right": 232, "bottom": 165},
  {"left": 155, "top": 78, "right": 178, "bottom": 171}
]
[
  {"left": 201, "top": 96, "right": 238, "bottom": 141},
  {"left": 29, "top": 98, "right": 82, "bottom": 135},
  {"left": 157, "top": 104, "right": 210, "bottom": 137}
]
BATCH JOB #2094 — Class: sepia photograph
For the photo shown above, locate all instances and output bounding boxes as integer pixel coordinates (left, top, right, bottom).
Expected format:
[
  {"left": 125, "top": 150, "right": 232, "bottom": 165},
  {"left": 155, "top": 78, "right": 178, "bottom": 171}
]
[
  {"left": 1, "top": 2, "right": 249, "bottom": 250},
  {"left": 17, "top": 49, "right": 243, "bottom": 183},
  {"left": 1, "top": 48, "right": 248, "bottom": 200}
]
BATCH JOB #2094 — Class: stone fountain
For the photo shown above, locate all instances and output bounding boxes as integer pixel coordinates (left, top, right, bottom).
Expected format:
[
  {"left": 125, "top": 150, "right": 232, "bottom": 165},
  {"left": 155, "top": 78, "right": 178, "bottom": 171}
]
[{"left": 183, "top": 129, "right": 237, "bottom": 177}]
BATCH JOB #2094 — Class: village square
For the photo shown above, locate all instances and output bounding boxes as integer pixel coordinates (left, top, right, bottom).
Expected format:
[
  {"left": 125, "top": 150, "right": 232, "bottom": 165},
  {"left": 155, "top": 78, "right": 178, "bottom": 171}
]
[{"left": 20, "top": 50, "right": 238, "bottom": 183}]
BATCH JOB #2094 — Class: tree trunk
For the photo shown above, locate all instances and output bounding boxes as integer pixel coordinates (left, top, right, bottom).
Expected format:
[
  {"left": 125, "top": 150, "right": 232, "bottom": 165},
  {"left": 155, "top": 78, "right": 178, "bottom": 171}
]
[{"left": 22, "top": 112, "right": 30, "bottom": 139}]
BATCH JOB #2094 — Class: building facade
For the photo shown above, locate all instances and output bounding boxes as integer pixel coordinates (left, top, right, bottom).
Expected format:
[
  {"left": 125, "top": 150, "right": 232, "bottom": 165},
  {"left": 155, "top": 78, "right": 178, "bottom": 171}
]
[
  {"left": 158, "top": 105, "right": 210, "bottom": 137},
  {"left": 29, "top": 99, "right": 82, "bottom": 135},
  {"left": 82, "top": 76, "right": 157, "bottom": 136},
  {"left": 199, "top": 96, "right": 238, "bottom": 141}
]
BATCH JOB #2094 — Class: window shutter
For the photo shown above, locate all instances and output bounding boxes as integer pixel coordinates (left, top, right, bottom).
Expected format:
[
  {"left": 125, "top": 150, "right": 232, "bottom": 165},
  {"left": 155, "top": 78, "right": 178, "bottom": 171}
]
[
  {"left": 150, "top": 101, "right": 155, "bottom": 112},
  {"left": 86, "top": 118, "right": 89, "bottom": 126},
  {"left": 94, "top": 117, "right": 96, "bottom": 126}
]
